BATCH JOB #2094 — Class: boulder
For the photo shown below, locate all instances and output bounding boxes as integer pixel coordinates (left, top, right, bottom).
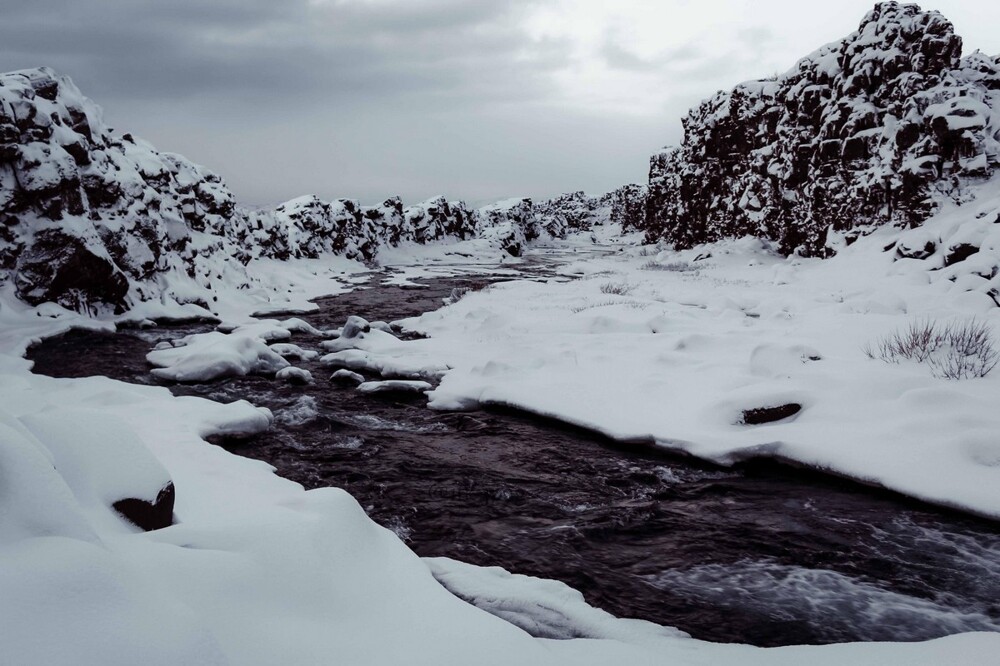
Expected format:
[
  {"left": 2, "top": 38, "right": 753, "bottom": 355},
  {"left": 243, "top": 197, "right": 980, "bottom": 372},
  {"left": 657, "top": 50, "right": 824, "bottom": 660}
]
[
  {"left": 112, "top": 482, "right": 175, "bottom": 532},
  {"left": 741, "top": 403, "right": 802, "bottom": 425},
  {"left": 15, "top": 230, "right": 129, "bottom": 312}
]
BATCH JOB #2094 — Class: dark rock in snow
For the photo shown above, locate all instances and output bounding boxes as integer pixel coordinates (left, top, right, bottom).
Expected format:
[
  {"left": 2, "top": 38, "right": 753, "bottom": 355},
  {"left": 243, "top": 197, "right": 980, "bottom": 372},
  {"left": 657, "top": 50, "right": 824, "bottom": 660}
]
[
  {"left": 896, "top": 239, "right": 937, "bottom": 260},
  {"left": 15, "top": 229, "right": 129, "bottom": 311},
  {"left": 112, "top": 481, "right": 175, "bottom": 532},
  {"left": 944, "top": 243, "right": 980, "bottom": 266},
  {"left": 741, "top": 403, "right": 802, "bottom": 425},
  {"left": 341, "top": 315, "right": 371, "bottom": 339}
]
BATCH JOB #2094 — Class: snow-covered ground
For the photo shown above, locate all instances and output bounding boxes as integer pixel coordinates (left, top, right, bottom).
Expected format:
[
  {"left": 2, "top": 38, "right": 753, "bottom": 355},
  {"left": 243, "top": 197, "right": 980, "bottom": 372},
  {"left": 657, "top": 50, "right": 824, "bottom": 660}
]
[
  {"left": 2, "top": 224, "right": 1000, "bottom": 663},
  {"left": 393, "top": 186, "right": 1000, "bottom": 519}
]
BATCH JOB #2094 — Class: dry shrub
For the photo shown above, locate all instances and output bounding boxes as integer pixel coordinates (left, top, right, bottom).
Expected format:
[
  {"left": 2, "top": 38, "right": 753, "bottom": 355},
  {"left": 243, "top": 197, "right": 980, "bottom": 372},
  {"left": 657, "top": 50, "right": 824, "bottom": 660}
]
[
  {"left": 865, "top": 319, "right": 998, "bottom": 379},
  {"left": 600, "top": 281, "right": 634, "bottom": 295},
  {"left": 641, "top": 260, "right": 695, "bottom": 272}
]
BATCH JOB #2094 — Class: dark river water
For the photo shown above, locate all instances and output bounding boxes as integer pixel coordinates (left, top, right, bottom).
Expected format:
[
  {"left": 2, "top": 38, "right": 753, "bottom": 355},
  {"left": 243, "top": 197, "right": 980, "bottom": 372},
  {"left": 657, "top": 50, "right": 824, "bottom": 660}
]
[{"left": 26, "top": 263, "right": 1000, "bottom": 647}]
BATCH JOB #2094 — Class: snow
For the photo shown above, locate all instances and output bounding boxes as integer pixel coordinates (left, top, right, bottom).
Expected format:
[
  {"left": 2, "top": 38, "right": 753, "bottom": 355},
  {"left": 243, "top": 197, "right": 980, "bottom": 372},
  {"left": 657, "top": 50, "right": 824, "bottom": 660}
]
[
  {"left": 19, "top": 409, "right": 172, "bottom": 521},
  {"left": 394, "top": 182, "right": 1000, "bottom": 519},
  {"left": 331, "top": 368, "right": 366, "bottom": 384},
  {"left": 267, "top": 343, "right": 320, "bottom": 361},
  {"left": 357, "top": 380, "right": 433, "bottom": 395},
  {"left": 147, "top": 317, "right": 325, "bottom": 382},
  {"left": 1, "top": 198, "right": 1000, "bottom": 663},
  {"left": 427, "top": 557, "right": 688, "bottom": 642},
  {"left": 147, "top": 331, "right": 289, "bottom": 382},
  {"left": 275, "top": 366, "right": 313, "bottom": 385}
]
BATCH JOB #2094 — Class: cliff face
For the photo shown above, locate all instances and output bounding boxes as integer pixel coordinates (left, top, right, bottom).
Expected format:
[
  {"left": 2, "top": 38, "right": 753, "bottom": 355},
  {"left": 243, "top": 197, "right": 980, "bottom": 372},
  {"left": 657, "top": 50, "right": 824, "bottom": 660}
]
[
  {"left": 0, "top": 68, "right": 242, "bottom": 311},
  {"left": 644, "top": 2, "right": 1000, "bottom": 255},
  {"left": 0, "top": 67, "right": 641, "bottom": 313}
]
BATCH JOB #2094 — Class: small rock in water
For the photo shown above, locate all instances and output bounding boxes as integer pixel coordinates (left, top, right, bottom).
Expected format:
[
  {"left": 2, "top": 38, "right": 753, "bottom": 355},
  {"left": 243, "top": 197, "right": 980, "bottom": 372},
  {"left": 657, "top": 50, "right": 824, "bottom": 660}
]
[
  {"left": 280, "top": 317, "right": 325, "bottom": 336},
  {"left": 357, "top": 380, "right": 432, "bottom": 395},
  {"left": 341, "top": 316, "right": 371, "bottom": 339},
  {"left": 276, "top": 366, "right": 313, "bottom": 385},
  {"left": 269, "top": 343, "right": 319, "bottom": 361},
  {"left": 331, "top": 369, "right": 365, "bottom": 385}
]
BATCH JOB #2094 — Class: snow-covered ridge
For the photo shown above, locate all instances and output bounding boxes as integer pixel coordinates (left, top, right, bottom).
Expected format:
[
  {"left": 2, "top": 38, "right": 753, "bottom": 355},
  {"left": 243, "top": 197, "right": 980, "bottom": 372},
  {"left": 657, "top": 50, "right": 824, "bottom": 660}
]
[
  {"left": 0, "top": 67, "right": 639, "bottom": 313},
  {"left": 644, "top": 1, "right": 1000, "bottom": 256}
]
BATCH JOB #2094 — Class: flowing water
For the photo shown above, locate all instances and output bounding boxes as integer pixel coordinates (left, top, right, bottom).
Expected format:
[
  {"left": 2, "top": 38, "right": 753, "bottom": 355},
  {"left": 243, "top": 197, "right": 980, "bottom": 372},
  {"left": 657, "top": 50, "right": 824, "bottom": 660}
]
[{"left": 26, "top": 260, "right": 1000, "bottom": 647}]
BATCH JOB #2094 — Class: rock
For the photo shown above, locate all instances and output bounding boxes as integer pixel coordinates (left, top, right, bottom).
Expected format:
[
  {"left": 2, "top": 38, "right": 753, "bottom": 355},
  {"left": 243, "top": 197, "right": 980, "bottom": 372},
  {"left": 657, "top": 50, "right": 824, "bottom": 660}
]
[
  {"left": 15, "top": 230, "right": 129, "bottom": 312},
  {"left": 330, "top": 369, "right": 365, "bottom": 385},
  {"left": 896, "top": 239, "right": 937, "bottom": 260},
  {"left": 0, "top": 66, "right": 645, "bottom": 314},
  {"left": 642, "top": 3, "right": 999, "bottom": 256},
  {"left": 18, "top": 408, "right": 176, "bottom": 532},
  {"left": 944, "top": 243, "right": 980, "bottom": 266},
  {"left": 112, "top": 482, "right": 175, "bottom": 532},
  {"left": 741, "top": 403, "right": 802, "bottom": 425},
  {"left": 275, "top": 366, "right": 313, "bottom": 385},
  {"left": 356, "top": 380, "right": 432, "bottom": 395},
  {"left": 341, "top": 315, "right": 371, "bottom": 339}
]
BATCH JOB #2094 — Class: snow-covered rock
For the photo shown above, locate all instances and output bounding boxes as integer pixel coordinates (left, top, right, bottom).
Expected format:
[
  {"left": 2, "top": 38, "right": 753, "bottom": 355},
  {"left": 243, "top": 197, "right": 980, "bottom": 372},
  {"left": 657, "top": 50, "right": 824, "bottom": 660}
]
[
  {"left": 357, "top": 380, "right": 432, "bottom": 395},
  {"left": 330, "top": 368, "right": 366, "bottom": 384},
  {"left": 147, "top": 331, "right": 290, "bottom": 382},
  {"left": 268, "top": 343, "right": 320, "bottom": 361},
  {"left": 644, "top": 2, "right": 1000, "bottom": 256},
  {"left": 275, "top": 366, "right": 313, "bottom": 385},
  {"left": 0, "top": 68, "right": 610, "bottom": 313},
  {"left": 535, "top": 185, "right": 647, "bottom": 237},
  {"left": 0, "top": 67, "right": 242, "bottom": 313}
]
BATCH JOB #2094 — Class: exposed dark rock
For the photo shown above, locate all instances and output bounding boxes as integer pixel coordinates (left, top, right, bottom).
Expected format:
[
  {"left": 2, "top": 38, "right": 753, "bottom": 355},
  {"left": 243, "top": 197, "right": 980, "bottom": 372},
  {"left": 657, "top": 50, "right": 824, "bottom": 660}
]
[
  {"left": 741, "top": 403, "right": 802, "bottom": 425},
  {"left": 15, "top": 229, "right": 129, "bottom": 311},
  {"left": 896, "top": 239, "right": 937, "bottom": 260},
  {"left": 112, "top": 481, "right": 175, "bottom": 531},
  {"left": 944, "top": 243, "right": 980, "bottom": 266}
]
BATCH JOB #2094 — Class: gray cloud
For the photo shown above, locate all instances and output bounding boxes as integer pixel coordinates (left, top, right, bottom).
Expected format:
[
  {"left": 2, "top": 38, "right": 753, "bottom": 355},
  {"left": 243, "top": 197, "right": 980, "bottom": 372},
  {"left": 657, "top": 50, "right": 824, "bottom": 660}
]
[
  {"left": 1, "top": 0, "right": 558, "bottom": 104},
  {"left": 9, "top": 0, "right": 991, "bottom": 207},
  {"left": 1, "top": 0, "right": 607, "bottom": 204}
]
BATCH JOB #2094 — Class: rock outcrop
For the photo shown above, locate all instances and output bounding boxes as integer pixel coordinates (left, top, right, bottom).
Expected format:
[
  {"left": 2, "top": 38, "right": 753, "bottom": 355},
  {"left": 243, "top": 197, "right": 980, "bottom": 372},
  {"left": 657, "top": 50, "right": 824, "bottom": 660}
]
[
  {"left": 535, "top": 185, "right": 648, "bottom": 238},
  {"left": 0, "top": 66, "right": 644, "bottom": 313},
  {"left": 1, "top": 67, "right": 240, "bottom": 312},
  {"left": 644, "top": 2, "right": 1000, "bottom": 256}
]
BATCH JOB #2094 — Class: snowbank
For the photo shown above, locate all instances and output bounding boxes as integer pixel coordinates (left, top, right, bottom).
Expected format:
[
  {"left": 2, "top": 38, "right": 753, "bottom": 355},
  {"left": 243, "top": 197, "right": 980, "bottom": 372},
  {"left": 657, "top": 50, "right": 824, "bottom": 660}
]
[
  {"left": 398, "top": 182, "right": 1000, "bottom": 519},
  {"left": 1, "top": 210, "right": 999, "bottom": 663}
]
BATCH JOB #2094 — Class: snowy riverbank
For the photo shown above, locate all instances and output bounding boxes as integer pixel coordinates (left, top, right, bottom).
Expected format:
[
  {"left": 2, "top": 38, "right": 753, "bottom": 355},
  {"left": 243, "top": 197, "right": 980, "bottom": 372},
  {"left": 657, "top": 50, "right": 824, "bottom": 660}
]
[
  {"left": 2, "top": 236, "right": 1000, "bottom": 663},
  {"left": 393, "top": 188, "right": 1000, "bottom": 520}
]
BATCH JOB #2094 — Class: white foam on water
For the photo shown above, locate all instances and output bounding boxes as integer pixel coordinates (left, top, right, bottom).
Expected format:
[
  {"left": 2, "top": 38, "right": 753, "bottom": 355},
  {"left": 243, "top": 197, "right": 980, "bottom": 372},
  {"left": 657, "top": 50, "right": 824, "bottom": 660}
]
[
  {"left": 647, "top": 559, "right": 1000, "bottom": 642},
  {"left": 275, "top": 396, "right": 320, "bottom": 427},
  {"left": 344, "top": 413, "right": 449, "bottom": 434}
]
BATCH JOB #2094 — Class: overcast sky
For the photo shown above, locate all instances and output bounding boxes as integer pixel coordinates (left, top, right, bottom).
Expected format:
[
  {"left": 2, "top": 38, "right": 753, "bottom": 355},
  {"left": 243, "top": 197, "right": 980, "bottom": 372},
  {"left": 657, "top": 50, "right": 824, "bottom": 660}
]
[{"left": 4, "top": 0, "right": 999, "bottom": 206}]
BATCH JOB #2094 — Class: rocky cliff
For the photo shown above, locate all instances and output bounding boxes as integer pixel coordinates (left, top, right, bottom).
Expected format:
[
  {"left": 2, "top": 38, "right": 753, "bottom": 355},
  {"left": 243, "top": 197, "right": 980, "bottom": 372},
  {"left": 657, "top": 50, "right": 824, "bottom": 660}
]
[
  {"left": 0, "top": 68, "right": 245, "bottom": 312},
  {"left": 0, "top": 67, "right": 637, "bottom": 313},
  {"left": 643, "top": 2, "right": 1000, "bottom": 255}
]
